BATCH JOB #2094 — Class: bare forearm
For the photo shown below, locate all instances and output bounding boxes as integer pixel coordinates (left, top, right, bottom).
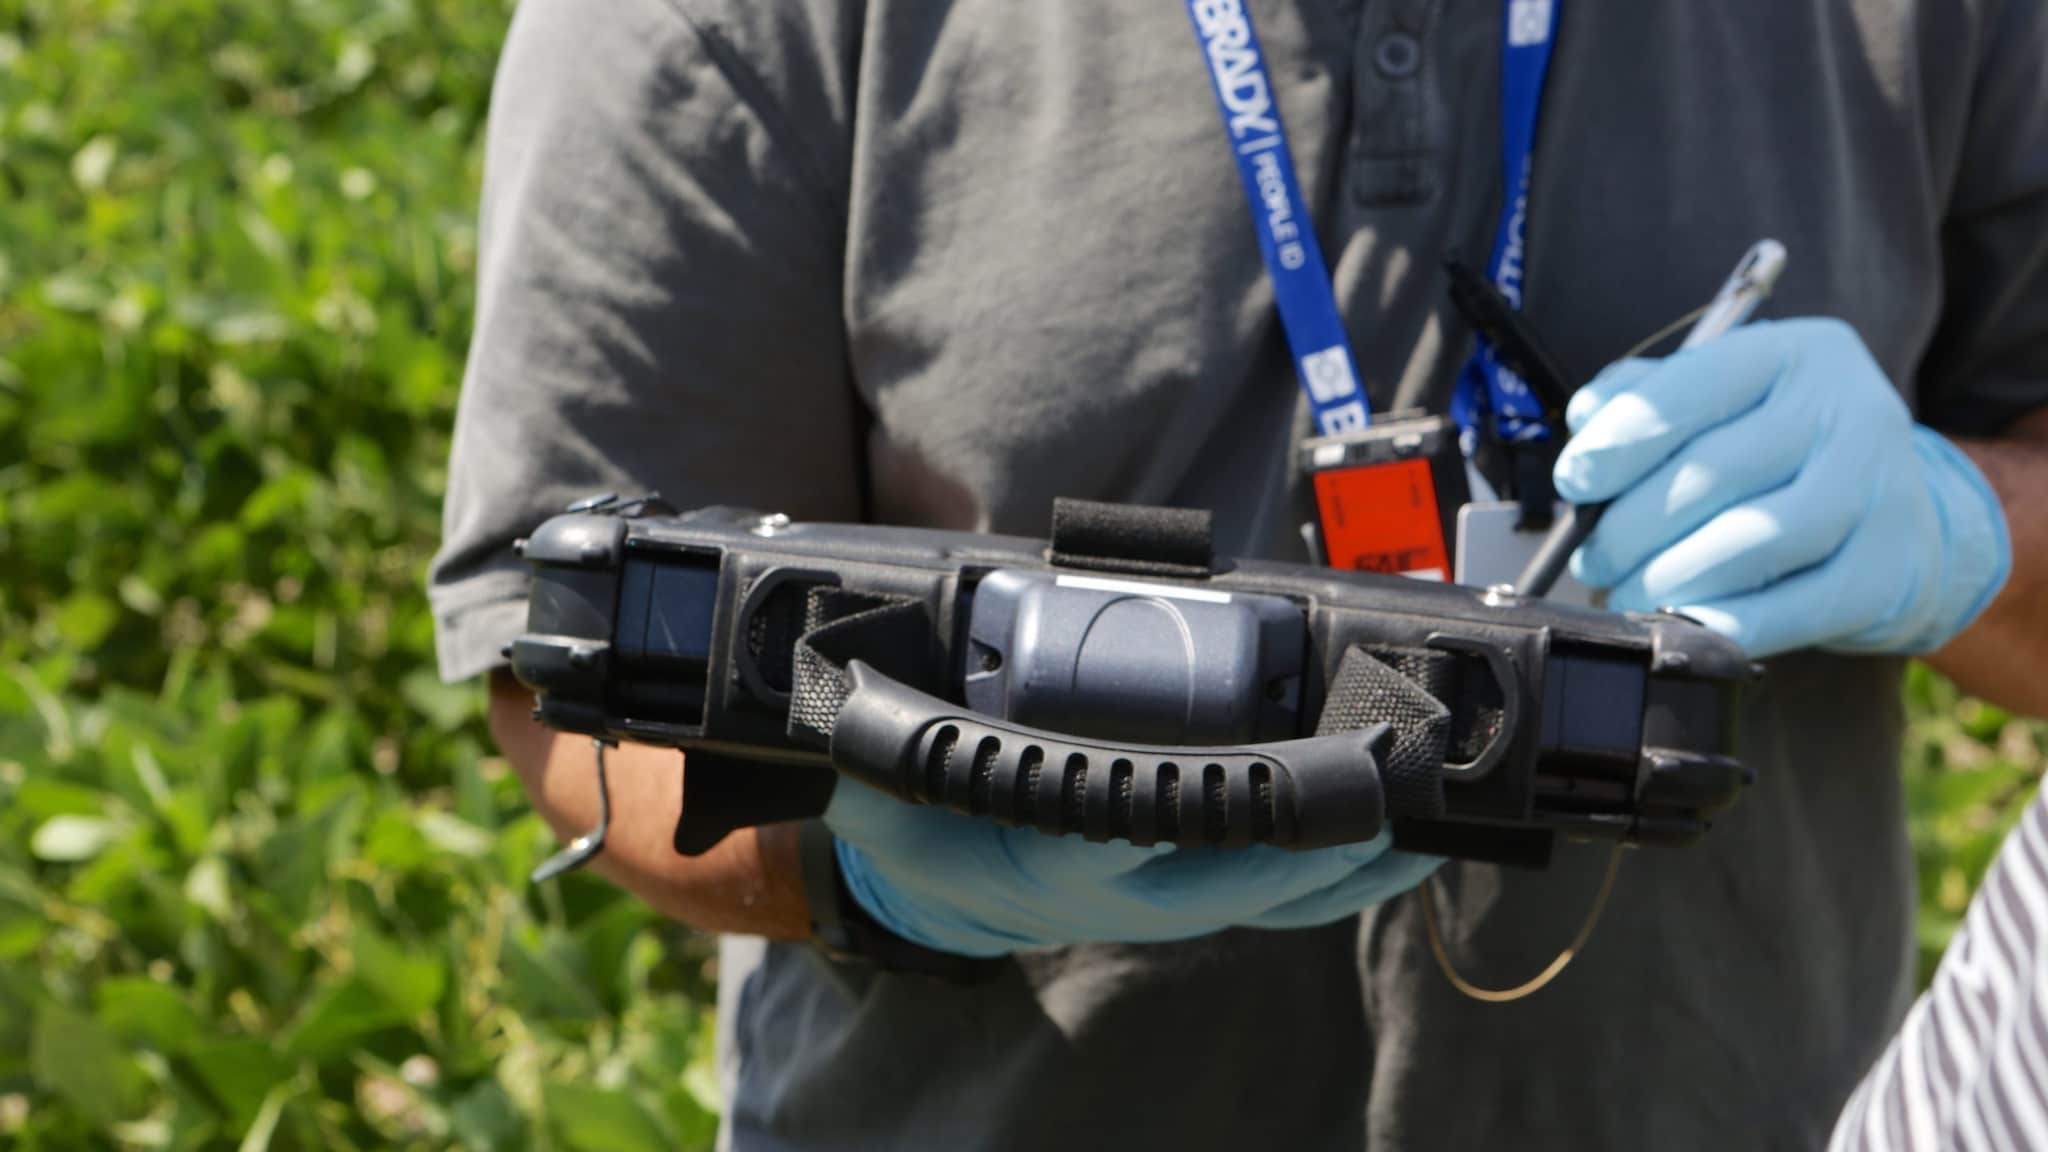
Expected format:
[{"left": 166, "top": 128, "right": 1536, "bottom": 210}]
[
  {"left": 1925, "top": 408, "right": 2048, "bottom": 719},
  {"left": 487, "top": 671, "right": 813, "bottom": 938}
]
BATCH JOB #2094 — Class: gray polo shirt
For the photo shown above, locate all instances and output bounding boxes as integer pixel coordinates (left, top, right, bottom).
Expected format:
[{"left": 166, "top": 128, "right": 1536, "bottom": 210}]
[{"left": 430, "top": 1, "right": 2048, "bottom": 1148}]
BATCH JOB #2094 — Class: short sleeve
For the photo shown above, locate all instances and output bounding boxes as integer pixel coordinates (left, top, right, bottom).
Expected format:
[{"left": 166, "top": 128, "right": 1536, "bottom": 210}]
[
  {"left": 1827, "top": 786, "right": 2048, "bottom": 1152},
  {"left": 427, "top": 0, "right": 863, "bottom": 682},
  {"left": 1916, "top": 0, "right": 2048, "bottom": 438}
]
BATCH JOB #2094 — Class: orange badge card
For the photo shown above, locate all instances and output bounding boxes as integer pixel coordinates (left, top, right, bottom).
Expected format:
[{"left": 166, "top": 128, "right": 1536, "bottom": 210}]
[{"left": 1312, "top": 460, "right": 1451, "bottom": 579}]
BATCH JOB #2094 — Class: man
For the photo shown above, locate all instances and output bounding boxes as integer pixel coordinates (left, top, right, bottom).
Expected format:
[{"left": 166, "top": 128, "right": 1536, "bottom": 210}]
[{"left": 430, "top": 1, "right": 2048, "bottom": 1148}]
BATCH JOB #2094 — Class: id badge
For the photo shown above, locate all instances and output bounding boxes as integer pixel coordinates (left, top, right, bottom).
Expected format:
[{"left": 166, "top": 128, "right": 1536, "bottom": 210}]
[
  {"left": 1454, "top": 502, "right": 1603, "bottom": 609},
  {"left": 1300, "top": 412, "right": 1468, "bottom": 580}
]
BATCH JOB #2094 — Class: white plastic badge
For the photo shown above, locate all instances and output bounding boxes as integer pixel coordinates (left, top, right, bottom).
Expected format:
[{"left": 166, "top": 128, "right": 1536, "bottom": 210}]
[{"left": 1454, "top": 502, "right": 1602, "bottom": 609}]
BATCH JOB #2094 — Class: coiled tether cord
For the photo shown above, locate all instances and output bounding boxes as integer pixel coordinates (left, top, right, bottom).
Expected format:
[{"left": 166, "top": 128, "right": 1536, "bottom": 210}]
[{"left": 1420, "top": 843, "right": 1626, "bottom": 1003}]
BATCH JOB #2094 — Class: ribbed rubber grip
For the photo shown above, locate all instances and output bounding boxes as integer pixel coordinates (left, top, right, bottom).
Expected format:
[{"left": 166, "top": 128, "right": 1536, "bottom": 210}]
[{"left": 829, "top": 661, "right": 1397, "bottom": 850}]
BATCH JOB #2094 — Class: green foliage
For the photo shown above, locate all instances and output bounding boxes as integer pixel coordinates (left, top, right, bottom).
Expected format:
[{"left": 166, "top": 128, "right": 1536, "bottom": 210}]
[
  {"left": 0, "top": 0, "right": 2042, "bottom": 1146},
  {"left": 1901, "top": 664, "right": 2045, "bottom": 985},
  {"left": 0, "top": 0, "right": 720, "bottom": 1146}
]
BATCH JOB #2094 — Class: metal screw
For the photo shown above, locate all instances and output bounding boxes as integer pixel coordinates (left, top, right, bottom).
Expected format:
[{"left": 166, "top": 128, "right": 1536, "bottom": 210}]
[{"left": 1653, "top": 651, "right": 1692, "bottom": 674}]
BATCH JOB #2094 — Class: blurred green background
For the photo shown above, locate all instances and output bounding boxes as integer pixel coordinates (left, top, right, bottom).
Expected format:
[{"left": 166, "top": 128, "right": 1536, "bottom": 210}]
[{"left": 0, "top": 0, "right": 2040, "bottom": 1148}]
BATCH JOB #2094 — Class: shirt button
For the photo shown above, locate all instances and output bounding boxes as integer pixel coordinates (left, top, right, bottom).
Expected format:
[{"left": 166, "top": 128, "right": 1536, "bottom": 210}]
[{"left": 1374, "top": 33, "right": 1421, "bottom": 79}]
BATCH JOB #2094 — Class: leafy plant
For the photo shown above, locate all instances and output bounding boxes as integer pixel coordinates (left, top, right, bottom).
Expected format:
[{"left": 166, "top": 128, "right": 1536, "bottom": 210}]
[
  {"left": 1901, "top": 664, "right": 2044, "bottom": 985},
  {"left": 0, "top": 0, "right": 718, "bottom": 1146}
]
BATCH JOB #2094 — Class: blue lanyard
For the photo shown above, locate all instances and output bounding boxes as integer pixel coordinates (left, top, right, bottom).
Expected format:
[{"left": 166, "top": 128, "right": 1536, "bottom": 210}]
[
  {"left": 1452, "top": 0, "right": 1563, "bottom": 447},
  {"left": 1188, "top": 0, "right": 1561, "bottom": 447},
  {"left": 1185, "top": 0, "right": 1369, "bottom": 438}
]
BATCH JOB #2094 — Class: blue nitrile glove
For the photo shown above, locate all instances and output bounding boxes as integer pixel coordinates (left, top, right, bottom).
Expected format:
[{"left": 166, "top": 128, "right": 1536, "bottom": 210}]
[
  {"left": 823, "top": 776, "right": 1443, "bottom": 958},
  {"left": 1553, "top": 318, "right": 2011, "bottom": 659}
]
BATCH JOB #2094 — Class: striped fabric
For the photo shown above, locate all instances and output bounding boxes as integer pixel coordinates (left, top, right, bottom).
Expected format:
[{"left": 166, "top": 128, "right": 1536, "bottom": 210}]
[{"left": 1831, "top": 785, "right": 2048, "bottom": 1152}]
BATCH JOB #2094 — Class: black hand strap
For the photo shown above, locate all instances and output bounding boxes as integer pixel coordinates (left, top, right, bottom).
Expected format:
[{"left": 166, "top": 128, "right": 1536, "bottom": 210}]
[
  {"left": 766, "top": 583, "right": 1533, "bottom": 852},
  {"left": 829, "top": 660, "right": 1399, "bottom": 849},
  {"left": 1314, "top": 646, "right": 1449, "bottom": 819},
  {"left": 787, "top": 589, "right": 940, "bottom": 749},
  {"left": 773, "top": 596, "right": 1512, "bottom": 850},
  {"left": 798, "top": 818, "right": 1005, "bottom": 983}
]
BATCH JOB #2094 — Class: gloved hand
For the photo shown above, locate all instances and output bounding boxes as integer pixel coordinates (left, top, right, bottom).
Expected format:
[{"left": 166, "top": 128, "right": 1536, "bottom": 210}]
[
  {"left": 1553, "top": 318, "right": 2010, "bottom": 659},
  {"left": 824, "top": 776, "right": 1443, "bottom": 958}
]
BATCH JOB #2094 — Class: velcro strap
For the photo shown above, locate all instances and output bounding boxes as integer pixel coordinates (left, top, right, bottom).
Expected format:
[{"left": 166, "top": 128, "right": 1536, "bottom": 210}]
[
  {"left": 1357, "top": 644, "right": 1505, "bottom": 766},
  {"left": 788, "top": 590, "right": 939, "bottom": 748},
  {"left": 1048, "top": 497, "right": 1214, "bottom": 578},
  {"left": 1315, "top": 647, "right": 1450, "bottom": 819}
]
